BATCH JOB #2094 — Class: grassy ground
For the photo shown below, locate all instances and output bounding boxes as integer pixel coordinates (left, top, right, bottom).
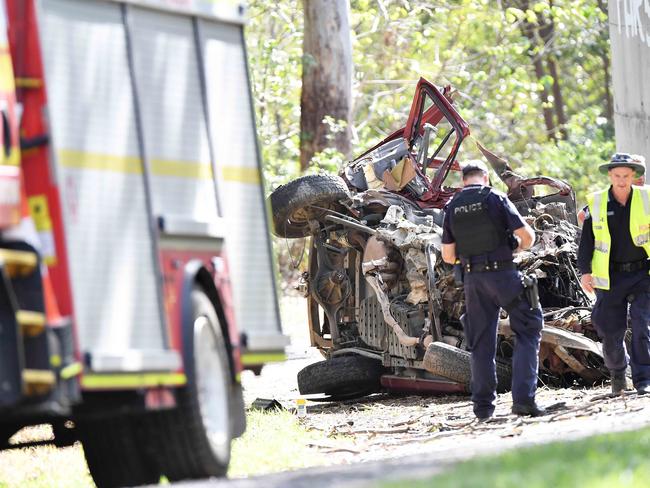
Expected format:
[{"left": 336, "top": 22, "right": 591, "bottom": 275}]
[
  {"left": 0, "top": 426, "right": 92, "bottom": 488},
  {"left": 382, "top": 426, "right": 650, "bottom": 488},
  {"left": 229, "top": 409, "right": 333, "bottom": 478},
  {"left": 0, "top": 410, "right": 327, "bottom": 487}
]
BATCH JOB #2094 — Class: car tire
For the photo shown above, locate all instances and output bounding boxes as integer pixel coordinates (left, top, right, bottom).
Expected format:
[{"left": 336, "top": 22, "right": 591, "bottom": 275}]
[
  {"left": 268, "top": 174, "right": 350, "bottom": 238},
  {"left": 423, "top": 342, "right": 512, "bottom": 393},
  {"left": 297, "top": 355, "right": 383, "bottom": 400}
]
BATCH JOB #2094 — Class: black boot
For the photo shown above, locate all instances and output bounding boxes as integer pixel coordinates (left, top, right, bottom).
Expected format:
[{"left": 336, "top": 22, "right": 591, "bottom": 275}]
[
  {"left": 512, "top": 402, "right": 547, "bottom": 417},
  {"left": 610, "top": 370, "right": 629, "bottom": 395}
]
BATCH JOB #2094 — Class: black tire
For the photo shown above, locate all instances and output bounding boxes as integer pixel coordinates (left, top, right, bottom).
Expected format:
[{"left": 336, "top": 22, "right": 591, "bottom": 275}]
[
  {"left": 423, "top": 342, "right": 512, "bottom": 393},
  {"left": 269, "top": 174, "right": 350, "bottom": 238},
  {"left": 79, "top": 416, "right": 160, "bottom": 488},
  {"left": 297, "top": 355, "right": 383, "bottom": 400},
  {"left": 142, "top": 288, "right": 233, "bottom": 481}
]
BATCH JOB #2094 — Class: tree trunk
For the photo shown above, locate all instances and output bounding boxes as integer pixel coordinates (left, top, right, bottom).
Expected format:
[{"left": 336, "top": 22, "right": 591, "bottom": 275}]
[
  {"left": 520, "top": 20, "right": 556, "bottom": 141},
  {"left": 538, "top": 6, "right": 568, "bottom": 140},
  {"left": 600, "top": 51, "right": 614, "bottom": 124},
  {"left": 546, "top": 56, "right": 568, "bottom": 140},
  {"left": 300, "top": 0, "right": 352, "bottom": 171},
  {"left": 505, "top": 0, "right": 556, "bottom": 141},
  {"left": 597, "top": 0, "right": 614, "bottom": 125}
]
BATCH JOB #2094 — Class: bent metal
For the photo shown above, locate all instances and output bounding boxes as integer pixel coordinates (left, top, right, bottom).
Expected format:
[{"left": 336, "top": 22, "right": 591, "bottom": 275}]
[{"left": 270, "top": 78, "right": 606, "bottom": 401}]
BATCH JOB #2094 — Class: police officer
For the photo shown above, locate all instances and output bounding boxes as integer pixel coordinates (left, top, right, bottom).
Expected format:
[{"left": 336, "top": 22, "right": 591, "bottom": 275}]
[
  {"left": 577, "top": 168, "right": 646, "bottom": 225},
  {"left": 441, "top": 160, "right": 545, "bottom": 420},
  {"left": 578, "top": 153, "right": 650, "bottom": 395}
]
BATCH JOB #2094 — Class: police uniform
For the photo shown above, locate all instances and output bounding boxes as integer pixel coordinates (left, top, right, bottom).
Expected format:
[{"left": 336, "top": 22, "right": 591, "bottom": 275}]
[
  {"left": 442, "top": 184, "right": 543, "bottom": 419},
  {"left": 578, "top": 162, "right": 650, "bottom": 392}
]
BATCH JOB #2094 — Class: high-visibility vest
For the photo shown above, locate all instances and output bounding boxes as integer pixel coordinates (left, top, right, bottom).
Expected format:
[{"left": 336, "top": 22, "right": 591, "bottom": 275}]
[{"left": 587, "top": 185, "right": 650, "bottom": 290}]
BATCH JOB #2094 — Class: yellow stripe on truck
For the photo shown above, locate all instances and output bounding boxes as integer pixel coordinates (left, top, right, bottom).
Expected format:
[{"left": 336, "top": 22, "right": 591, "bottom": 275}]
[
  {"left": 81, "top": 372, "right": 187, "bottom": 389},
  {"left": 57, "top": 149, "right": 258, "bottom": 183},
  {"left": 153, "top": 159, "right": 213, "bottom": 179},
  {"left": 241, "top": 352, "right": 287, "bottom": 365},
  {"left": 58, "top": 149, "right": 141, "bottom": 174},
  {"left": 60, "top": 362, "right": 83, "bottom": 380},
  {"left": 221, "top": 166, "right": 261, "bottom": 184}
]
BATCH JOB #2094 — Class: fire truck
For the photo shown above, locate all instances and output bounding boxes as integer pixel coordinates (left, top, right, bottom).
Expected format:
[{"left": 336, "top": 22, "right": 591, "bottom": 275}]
[{"left": 0, "top": 0, "right": 285, "bottom": 486}]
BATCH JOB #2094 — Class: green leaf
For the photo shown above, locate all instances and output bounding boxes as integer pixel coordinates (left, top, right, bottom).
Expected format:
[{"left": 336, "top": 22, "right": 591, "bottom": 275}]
[{"left": 505, "top": 7, "right": 525, "bottom": 23}]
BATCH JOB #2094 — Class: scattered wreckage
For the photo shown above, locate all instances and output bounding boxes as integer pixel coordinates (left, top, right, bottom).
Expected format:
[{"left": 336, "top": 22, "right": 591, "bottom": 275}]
[{"left": 269, "top": 78, "right": 606, "bottom": 399}]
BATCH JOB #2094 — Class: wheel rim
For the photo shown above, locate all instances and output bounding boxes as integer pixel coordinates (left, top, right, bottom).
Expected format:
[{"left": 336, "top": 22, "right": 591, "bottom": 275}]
[
  {"left": 287, "top": 203, "right": 337, "bottom": 226},
  {"left": 193, "top": 315, "right": 230, "bottom": 462}
]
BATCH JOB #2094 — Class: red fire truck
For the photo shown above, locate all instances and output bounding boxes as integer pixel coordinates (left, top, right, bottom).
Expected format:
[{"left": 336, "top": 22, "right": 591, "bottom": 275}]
[{"left": 0, "top": 0, "right": 285, "bottom": 486}]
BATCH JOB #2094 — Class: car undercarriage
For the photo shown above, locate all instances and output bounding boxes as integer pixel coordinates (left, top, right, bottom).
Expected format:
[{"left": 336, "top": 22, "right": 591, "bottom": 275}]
[{"left": 269, "top": 78, "right": 606, "bottom": 400}]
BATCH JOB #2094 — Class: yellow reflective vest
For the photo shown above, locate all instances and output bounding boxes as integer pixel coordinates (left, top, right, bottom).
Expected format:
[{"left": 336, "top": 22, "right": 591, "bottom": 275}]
[{"left": 586, "top": 185, "right": 650, "bottom": 290}]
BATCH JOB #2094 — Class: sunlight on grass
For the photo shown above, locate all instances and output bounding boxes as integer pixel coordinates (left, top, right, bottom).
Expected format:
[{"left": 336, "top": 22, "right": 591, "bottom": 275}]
[
  {"left": 0, "top": 443, "right": 92, "bottom": 488},
  {"left": 382, "top": 427, "right": 650, "bottom": 488},
  {"left": 228, "top": 409, "right": 335, "bottom": 478}
]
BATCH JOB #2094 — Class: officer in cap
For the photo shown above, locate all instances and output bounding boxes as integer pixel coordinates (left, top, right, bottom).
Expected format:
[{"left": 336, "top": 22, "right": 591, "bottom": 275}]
[
  {"left": 441, "top": 160, "right": 545, "bottom": 420},
  {"left": 578, "top": 153, "right": 650, "bottom": 395},
  {"left": 577, "top": 161, "right": 646, "bottom": 225}
]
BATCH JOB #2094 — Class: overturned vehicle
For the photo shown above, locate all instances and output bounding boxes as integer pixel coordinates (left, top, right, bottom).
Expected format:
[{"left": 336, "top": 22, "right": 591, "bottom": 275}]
[{"left": 270, "top": 78, "right": 605, "bottom": 399}]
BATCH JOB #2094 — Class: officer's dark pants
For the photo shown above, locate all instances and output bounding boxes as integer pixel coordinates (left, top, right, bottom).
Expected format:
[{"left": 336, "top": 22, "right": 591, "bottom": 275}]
[
  {"left": 464, "top": 269, "right": 543, "bottom": 418},
  {"left": 591, "top": 270, "right": 650, "bottom": 388}
]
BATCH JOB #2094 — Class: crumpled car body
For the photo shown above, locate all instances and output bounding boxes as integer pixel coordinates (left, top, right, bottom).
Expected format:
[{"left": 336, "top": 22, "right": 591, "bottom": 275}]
[{"left": 269, "top": 78, "right": 605, "bottom": 399}]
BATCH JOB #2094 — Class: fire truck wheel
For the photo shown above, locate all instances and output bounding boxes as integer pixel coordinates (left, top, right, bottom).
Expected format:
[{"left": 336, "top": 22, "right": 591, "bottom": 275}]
[
  {"left": 146, "top": 288, "right": 232, "bottom": 481},
  {"left": 0, "top": 424, "right": 18, "bottom": 447},
  {"left": 78, "top": 415, "right": 160, "bottom": 488},
  {"left": 269, "top": 174, "right": 350, "bottom": 238},
  {"left": 297, "top": 355, "right": 383, "bottom": 400}
]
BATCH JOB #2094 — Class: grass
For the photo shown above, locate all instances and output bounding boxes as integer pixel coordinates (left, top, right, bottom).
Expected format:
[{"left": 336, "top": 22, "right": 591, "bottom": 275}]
[
  {"left": 382, "top": 426, "right": 650, "bottom": 488},
  {"left": 0, "top": 410, "right": 323, "bottom": 487},
  {"left": 4, "top": 414, "right": 650, "bottom": 487},
  {"left": 228, "top": 408, "right": 334, "bottom": 477},
  {"left": 0, "top": 426, "right": 91, "bottom": 488}
]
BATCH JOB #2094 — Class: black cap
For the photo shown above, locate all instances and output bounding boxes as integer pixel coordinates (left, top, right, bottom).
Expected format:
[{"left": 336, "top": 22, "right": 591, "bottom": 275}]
[{"left": 461, "top": 160, "right": 489, "bottom": 177}]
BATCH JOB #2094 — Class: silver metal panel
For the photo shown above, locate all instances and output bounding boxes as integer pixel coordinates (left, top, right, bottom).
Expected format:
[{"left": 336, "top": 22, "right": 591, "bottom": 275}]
[
  {"left": 199, "top": 19, "right": 283, "bottom": 342},
  {"left": 38, "top": 0, "right": 165, "bottom": 357},
  {"left": 115, "top": 0, "right": 246, "bottom": 25},
  {"left": 129, "top": 7, "right": 220, "bottom": 224},
  {"left": 159, "top": 215, "right": 226, "bottom": 238},
  {"left": 90, "top": 349, "right": 181, "bottom": 372},
  {"left": 609, "top": 0, "right": 650, "bottom": 157}
]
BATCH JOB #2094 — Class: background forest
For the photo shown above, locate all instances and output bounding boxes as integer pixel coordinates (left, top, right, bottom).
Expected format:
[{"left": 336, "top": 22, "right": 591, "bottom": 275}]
[
  {"left": 245, "top": 0, "right": 616, "bottom": 284},
  {"left": 246, "top": 0, "right": 614, "bottom": 190}
]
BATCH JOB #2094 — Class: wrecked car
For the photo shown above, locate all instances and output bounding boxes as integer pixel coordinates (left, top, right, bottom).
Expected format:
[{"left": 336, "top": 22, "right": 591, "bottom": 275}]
[{"left": 269, "top": 78, "right": 606, "bottom": 399}]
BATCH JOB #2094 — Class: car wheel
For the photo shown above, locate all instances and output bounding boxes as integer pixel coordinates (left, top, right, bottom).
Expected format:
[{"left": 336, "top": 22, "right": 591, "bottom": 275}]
[
  {"left": 297, "top": 355, "right": 383, "bottom": 400},
  {"left": 268, "top": 174, "right": 350, "bottom": 238},
  {"left": 423, "top": 342, "right": 512, "bottom": 393}
]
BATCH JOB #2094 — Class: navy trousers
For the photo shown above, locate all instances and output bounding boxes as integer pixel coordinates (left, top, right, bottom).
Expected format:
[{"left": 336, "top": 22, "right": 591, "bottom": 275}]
[
  {"left": 592, "top": 270, "right": 650, "bottom": 388},
  {"left": 463, "top": 269, "right": 543, "bottom": 417}
]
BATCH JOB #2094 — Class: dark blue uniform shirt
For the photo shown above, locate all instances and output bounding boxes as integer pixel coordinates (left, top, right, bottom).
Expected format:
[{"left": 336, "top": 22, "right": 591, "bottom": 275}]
[
  {"left": 577, "top": 187, "right": 647, "bottom": 274},
  {"left": 442, "top": 185, "right": 526, "bottom": 264}
]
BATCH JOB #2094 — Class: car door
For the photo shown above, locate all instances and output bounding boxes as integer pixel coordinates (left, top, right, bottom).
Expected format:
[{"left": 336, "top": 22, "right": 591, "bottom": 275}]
[{"left": 403, "top": 78, "right": 470, "bottom": 200}]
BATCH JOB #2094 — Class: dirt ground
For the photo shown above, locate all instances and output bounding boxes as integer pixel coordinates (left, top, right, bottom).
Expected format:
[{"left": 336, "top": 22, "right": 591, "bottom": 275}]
[{"left": 222, "top": 296, "right": 650, "bottom": 487}]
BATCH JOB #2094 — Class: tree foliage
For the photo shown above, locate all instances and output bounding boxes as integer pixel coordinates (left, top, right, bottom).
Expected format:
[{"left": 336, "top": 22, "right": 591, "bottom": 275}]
[{"left": 246, "top": 0, "right": 614, "bottom": 205}]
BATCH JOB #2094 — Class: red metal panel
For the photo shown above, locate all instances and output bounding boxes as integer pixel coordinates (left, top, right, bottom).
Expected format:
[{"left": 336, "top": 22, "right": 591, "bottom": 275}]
[
  {"left": 159, "top": 248, "right": 242, "bottom": 375},
  {"left": 5, "top": 0, "right": 79, "bottom": 354},
  {"left": 380, "top": 374, "right": 467, "bottom": 395}
]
